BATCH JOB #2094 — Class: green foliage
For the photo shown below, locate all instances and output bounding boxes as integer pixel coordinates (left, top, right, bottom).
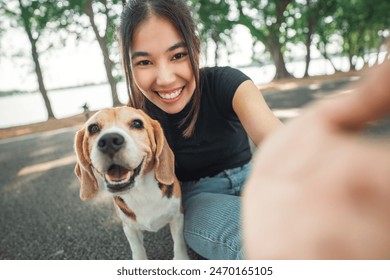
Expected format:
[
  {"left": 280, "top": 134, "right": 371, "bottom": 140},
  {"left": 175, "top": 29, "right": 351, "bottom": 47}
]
[
  {"left": 1, "top": 0, "right": 80, "bottom": 42},
  {"left": 190, "top": 0, "right": 237, "bottom": 65},
  {"left": 72, "top": 0, "right": 123, "bottom": 46},
  {"left": 2, "top": 0, "right": 389, "bottom": 83},
  {"left": 191, "top": 0, "right": 235, "bottom": 38},
  {"left": 332, "top": 0, "right": 390, "bottom": 69}
]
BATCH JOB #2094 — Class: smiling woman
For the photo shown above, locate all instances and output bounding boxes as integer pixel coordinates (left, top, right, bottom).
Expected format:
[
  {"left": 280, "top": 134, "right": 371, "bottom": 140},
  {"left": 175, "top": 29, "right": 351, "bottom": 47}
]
[{"left": 118, "top": 0, "right": 282, "bottom": 260}]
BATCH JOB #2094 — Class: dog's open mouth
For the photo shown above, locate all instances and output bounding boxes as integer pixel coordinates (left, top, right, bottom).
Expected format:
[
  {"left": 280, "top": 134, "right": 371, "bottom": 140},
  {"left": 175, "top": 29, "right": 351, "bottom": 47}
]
[{"left": 104, "top": 161, "right": 143, "bottom": 193}]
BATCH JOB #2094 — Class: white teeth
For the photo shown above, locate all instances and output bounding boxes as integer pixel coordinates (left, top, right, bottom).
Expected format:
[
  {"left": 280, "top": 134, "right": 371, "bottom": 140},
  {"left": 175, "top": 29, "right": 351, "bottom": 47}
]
[
  {"left": 105, "top": 172, "right": 131, "bottom": 185},
  {"left": 157, "top": 88, "right": 182, "bottom": 100}
]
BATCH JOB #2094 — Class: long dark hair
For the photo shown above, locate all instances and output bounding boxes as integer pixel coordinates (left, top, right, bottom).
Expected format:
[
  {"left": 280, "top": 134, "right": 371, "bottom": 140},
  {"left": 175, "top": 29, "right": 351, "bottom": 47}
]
[{"left": 119, "top": 0, "right": 201, "bottom": 138}]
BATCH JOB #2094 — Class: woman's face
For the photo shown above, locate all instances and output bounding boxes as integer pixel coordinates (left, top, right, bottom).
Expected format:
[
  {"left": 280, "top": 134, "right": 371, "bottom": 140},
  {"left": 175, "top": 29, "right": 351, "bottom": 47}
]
[{"left": 131, "top": 15, "right": 196, "bottom": 114}]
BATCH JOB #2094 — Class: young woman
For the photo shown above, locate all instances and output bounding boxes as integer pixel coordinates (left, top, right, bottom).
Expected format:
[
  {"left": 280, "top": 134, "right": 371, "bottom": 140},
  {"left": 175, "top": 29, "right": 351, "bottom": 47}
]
[{"left": 119, "top": 0, "right": 282, "bottom": 259}]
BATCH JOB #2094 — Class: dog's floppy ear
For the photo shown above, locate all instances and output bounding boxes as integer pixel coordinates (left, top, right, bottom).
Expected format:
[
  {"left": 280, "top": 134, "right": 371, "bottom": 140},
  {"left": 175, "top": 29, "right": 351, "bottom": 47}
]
[
  {"left": 74, "top": 128, "right": 98, "bottom": 201},
  {"left": 150, "top": 119, "right": 175, "bottom": 186}
]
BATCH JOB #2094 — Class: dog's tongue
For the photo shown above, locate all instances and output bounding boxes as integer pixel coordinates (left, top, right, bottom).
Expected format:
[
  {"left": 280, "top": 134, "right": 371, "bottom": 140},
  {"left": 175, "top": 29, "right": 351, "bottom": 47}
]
[{"left": 107, "top": 165, "right": 131, "bottom": 181}]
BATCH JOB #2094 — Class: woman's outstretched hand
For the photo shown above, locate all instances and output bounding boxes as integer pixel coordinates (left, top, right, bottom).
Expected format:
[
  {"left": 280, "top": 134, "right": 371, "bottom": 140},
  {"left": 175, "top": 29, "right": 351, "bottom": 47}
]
[{"left": 243, "top": 61, "right": 390, "bottom": 259}]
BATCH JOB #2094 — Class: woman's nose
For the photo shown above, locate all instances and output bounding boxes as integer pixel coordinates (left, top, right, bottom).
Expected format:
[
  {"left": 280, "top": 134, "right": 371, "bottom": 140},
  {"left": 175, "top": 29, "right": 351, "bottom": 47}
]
[{"left": 155, "top": 63, "right": 175, "bottom": 86}]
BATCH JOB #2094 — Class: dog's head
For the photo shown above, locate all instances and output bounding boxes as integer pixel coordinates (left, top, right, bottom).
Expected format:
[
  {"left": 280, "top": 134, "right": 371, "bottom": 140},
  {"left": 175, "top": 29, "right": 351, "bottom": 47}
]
[{"left": 74, "top": 106, "right": 175, "bottom": 201}]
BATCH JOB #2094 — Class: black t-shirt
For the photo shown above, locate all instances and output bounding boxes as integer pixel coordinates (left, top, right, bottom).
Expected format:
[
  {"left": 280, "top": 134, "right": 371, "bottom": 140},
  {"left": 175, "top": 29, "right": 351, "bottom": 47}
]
[{"left": 148, "top": 66, "right": 252, "bottom": 182}]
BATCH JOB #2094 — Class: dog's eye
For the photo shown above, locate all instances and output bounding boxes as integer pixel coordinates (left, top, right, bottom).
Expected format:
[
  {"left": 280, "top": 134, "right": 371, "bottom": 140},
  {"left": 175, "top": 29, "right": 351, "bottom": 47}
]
[
  {"left": 88, "top": 124, "right": 100, "bottom": 135},
  {"left": 130, "top": 119, "right": 144, "bottom": 130}
]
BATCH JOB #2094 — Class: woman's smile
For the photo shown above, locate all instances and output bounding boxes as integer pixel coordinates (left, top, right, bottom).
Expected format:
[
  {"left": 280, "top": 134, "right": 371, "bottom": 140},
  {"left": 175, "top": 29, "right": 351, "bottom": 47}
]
[{"left": 155, "top": 86, "right": 184, "bottom": 102}]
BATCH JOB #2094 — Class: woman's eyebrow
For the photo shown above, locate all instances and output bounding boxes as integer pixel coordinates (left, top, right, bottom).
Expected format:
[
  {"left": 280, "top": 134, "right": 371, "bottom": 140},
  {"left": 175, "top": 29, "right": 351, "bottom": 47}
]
[
  {"left": 131, "top": 41, "right": 187, "bottom": 60},
  {"left": 131, "top": 51, "right": 149, "bottom": 60},
  {"left": 166, "top": 41, "right": 187, "bottom": 52}
]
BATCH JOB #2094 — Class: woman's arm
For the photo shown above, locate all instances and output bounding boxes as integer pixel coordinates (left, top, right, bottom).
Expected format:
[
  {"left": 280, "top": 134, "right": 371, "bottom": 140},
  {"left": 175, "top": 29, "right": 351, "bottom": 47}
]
[
  {"left": 242, "top": 61, "right": 390, "bottom": 259},
  {"left": 232, "top": 80, "right": 282, "bottom": 146}
]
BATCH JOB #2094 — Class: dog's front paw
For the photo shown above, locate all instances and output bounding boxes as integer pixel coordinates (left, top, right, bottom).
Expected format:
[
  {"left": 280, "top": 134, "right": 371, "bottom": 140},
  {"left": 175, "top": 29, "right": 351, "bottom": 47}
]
[
  {"left": 132, "top": 255, "right": 148, "bottom": 260},
  {"left": 132, "top": 251, "right": 148, "bottom": 260}
]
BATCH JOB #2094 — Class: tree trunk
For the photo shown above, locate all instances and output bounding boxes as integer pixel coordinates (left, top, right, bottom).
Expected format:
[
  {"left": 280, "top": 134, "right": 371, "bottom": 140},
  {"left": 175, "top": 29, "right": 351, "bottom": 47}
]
[
  {"left": 321, "top": 43, "right": 339, "bottom": 72},
  {"left": 85, "top": 0, "right": 121, "bottom": 107},
  {"left": 348, "top": 55, "right": 354, "bottom": 71},
  {"left": 346, "top": 37, "right": 355, "bottom": 71},
  {"left": 211, "top": 32, "right": 219, "bottom": 66},
  {"left": 304, "top": 30, "right": 312, "bottom": 77},
  {"left": 18, "top": 0, "right": 55, "bottom": 119},
  {"left": 272, "top": 0, "right": 294, "bottom": 80},
  {"left": 30, "top": 40, "right": 56, "bottom": 119},
  {"left": 374, "top": 35, "right": 386, "bottom": 65},
  {"left": 237, "top": 0, "right": 292, "bottom": 80},
  {"left": 304, "top": 0, "right": 315, "bottom": 77},
  {"left": 214, "top": 42, "right": 219, "bottom": 67},
  {"left": 101, "top": 41, "right": 121, "bottom": 106},
  {"left": 387, "top": 37, "right": 390, "bottom": 60},
  {"left": 266, "top": 35, "right": 292, "bottom": 80}
]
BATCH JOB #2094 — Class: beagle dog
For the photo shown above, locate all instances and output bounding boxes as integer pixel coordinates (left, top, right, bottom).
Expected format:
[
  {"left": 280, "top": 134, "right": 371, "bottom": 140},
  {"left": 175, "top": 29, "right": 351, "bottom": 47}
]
[{"left": 74, "top": 106, "right": 189, "bottom": 260}]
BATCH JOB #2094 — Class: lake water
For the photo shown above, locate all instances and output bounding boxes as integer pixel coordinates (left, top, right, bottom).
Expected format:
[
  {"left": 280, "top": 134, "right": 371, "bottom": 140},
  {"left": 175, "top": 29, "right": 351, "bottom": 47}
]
[{"left": 0, "top": 58, "right": 352, "bottom": 128}]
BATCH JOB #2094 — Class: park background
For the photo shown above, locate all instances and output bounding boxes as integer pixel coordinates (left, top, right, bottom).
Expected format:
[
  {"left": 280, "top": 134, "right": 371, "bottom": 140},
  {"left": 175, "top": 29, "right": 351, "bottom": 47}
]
[
  {"left": 1, "top": 0, "right": 389, "bottom": 131},
  {"left": 0, "top": 0, "right": 390, "bottom": 263}
]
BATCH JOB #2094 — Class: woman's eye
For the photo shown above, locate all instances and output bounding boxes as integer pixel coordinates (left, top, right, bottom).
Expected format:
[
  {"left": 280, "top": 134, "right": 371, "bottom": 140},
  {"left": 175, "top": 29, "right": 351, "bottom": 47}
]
[
  {"left": 172, "top": 52, "right": 188, "bottom": 60},
  {"left": 88, "top": 124, "right": 100, "bottom": 135},
  {"left": 135, "top": 60, "right": 152, "bottom": 66},
  {"left": 130, "top": 119, "right": 144, "bottom": 129}
]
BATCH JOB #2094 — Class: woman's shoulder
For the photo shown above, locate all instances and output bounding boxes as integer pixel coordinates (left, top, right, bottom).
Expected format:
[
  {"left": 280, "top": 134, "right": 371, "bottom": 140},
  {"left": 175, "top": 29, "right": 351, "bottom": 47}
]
[
  {"left": 201, "top": 66, "right": 251, "bottom": 91},
  {"left": 202, "top": 66, "right": 249, "bottom": 83},
  {"left": 203, "top": 65, "right": 240, "bottom": 76},
  {"left": 200, "top": 66, "right": 251, "bottom": 117}
]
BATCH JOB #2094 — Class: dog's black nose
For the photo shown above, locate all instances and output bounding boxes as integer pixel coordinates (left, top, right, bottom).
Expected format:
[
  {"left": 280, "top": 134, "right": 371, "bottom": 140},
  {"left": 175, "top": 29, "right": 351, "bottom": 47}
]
[{"left": 98, "top": 133, "right": 125, "bottom": 156}]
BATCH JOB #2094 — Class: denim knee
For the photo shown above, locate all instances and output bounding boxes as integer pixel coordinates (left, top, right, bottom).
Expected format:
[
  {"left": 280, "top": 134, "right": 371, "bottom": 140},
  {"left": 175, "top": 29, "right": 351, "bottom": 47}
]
[
  {"left": 183, "top": 192, "right": 243, "bottom": 259},
  {"left": 180, "top": 163, "right": 251, "bottom": 259}
]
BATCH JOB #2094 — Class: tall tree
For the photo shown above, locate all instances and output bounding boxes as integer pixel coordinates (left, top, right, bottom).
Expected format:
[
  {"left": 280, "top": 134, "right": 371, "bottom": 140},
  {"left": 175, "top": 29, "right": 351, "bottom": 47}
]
[
  {"left": 0, "top": 0, "right": 76, "bottom": 118},
  {"left": 288, "top": 0, "right": 338, "bottom": 76},
  {"left": 236, "top": 0, "right": 294, "bottom": 80},
  {"left": 334, "top": 0, "right": 390, "bottom": 70},
  {"left": 78, "top": 0, "right": 122, "bottom": 106},
  {"left": 313, "top": 8, "right": 340, "bottom": 72}
]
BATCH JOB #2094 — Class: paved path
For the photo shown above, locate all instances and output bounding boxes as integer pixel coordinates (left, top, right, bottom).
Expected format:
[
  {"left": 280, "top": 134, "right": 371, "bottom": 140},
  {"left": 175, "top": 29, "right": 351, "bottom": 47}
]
[{"left": 1, "top": 77, "right": 389, "bottom": 260}]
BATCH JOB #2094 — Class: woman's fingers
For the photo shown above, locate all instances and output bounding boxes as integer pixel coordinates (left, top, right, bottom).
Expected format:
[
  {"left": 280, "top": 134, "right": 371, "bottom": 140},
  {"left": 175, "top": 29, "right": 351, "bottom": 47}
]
[{"left": 320, "top": 60, "right": 390, "bottom": 131}]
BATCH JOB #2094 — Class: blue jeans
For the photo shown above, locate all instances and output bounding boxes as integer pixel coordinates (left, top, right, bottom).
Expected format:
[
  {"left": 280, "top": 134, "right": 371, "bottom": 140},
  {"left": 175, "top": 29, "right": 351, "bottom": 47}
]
[{"left": 181, "top": 163, "right": 251, "bottom": 260}]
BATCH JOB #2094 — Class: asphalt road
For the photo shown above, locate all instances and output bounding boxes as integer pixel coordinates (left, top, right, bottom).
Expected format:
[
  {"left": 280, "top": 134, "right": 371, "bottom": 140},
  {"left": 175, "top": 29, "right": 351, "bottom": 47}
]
[{"left": 1, "top": 77, "right": 389, "bottom": 260}]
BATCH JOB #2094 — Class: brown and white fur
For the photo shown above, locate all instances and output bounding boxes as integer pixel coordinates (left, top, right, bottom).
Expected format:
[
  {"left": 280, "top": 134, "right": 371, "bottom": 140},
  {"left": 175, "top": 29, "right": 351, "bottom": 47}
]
[{"left": 74, "top": 106, "right": 188, "bottom": 260}]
